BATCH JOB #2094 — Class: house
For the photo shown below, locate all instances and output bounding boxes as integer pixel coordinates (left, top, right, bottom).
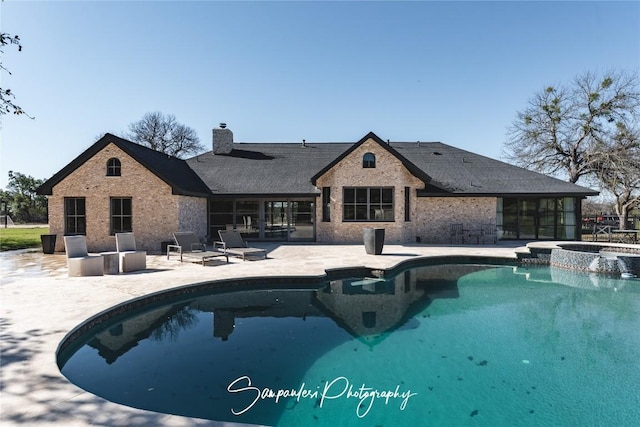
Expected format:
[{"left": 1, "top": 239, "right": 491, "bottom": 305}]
[{"left": 37, "top": 124, "right": 598, "bottom": 252}]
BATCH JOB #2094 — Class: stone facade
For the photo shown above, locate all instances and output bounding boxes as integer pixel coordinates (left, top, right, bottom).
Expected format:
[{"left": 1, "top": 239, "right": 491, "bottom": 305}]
[
  {"left": 314, "top": 137, "right": 498, "bottom": 244},
  {"left": 48, "top": 143, "right": 206, "bottom": 253}
]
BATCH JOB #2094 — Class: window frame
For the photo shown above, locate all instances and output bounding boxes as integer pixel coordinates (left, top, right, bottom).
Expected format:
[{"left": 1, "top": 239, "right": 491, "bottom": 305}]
[
  {"left": 64, "top": 197, "right": 86, "bottom": 235},
  {"left": 362, "top": 152, "right": 376, "bottom": 168},
  {"left": 110, "top": 197, "right": 132, "bottom": 235},
  {"left": 106, "top": 158, "right": 121, "bottom": 176},
  {"left": 342, "top": 187, "right": 394, "bottom": 222},
  {"left": 322, "top": 187, "right": 331, "bottom": 222}
]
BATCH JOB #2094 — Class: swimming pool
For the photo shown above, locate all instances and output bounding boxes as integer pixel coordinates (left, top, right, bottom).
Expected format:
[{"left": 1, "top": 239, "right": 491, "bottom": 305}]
[{"left": 58, "top": 262, "right": 640, "bottom": 426}]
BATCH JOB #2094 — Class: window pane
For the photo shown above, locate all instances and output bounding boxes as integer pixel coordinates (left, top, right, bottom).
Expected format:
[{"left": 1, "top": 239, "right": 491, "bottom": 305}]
[
  {"left": 382, "top": 188, "right": 393, "bottom": 203},
  {"left": 344, "top": 188, "right": 355, "bottom": 203},
  {"left": 112, "top": 199, "right": 121, "bottom": 215},
  {"left": 344, "top": 205, "right": 355, "bottom": 220},
  {"left": 355, "top": 206, "right": 367, "bottom": 220},
  {"left": 122, "top": 217, "right": 132, "bottom": 232},
  {"left": 370, "top": 188, "right": 381, "bottom": 204},
  {"left": 123, "top": 198, "right": 132, "bottom": 214},
  {"left": 355, "top": 188, "right": 367, "bottom": 203},
  {"left": 66, "top": 199, "right": 76, "bottom": 215}
]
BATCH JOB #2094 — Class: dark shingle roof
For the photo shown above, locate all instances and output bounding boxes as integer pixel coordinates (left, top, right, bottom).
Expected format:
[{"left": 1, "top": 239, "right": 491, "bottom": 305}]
[
  {"left": 37, "top": 134, "right": 210, "bottom": 196},
  {"left": 186, "top": 143, "right": 350, "bottom": 196},
  {"left": 38, "top": 132, "right": 598, "bottom": 199},
  {"left": 391, "top": 142, "right": 598, "bottom": 196},
  {"left": 188, "top": 133, "right": 597, "bottom": 198}
]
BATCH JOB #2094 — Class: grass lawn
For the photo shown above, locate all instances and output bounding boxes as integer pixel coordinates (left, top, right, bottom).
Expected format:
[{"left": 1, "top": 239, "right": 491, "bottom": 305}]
[{"left": 0, "top": 227, "right": 50, "bottom": 251}]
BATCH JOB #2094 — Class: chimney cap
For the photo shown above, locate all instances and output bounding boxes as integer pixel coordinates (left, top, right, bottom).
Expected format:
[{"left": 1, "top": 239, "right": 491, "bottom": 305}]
[{"left": 219, "top": 123, "right": 227, "bottom": 129}]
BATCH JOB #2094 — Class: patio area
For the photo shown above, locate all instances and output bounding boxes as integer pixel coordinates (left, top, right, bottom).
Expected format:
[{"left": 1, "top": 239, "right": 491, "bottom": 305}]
[{"left": 1, "top": 242, "right": 524, "bottom": 426}]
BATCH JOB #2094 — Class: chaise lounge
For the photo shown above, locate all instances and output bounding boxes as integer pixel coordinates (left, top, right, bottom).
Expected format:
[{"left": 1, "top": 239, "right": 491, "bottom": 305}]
[
  {"left": 216, "top": 230, "right": 267, "bottom": 261},
  {"left": 168, "top": 231, "right": 228, "bottom": 265}
]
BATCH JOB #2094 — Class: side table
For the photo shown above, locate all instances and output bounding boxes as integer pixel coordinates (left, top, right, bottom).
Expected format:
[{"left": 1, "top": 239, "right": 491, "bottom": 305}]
[{"left": 100, "top": 251, "right": 120, "bottom": 274}]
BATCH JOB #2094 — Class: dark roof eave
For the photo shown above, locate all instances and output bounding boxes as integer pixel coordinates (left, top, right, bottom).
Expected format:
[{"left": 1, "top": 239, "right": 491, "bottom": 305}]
[
  {"left": 207, "top": 192, "right": 320, "bottom": 199},
  {"left": 417, "top": 191, "right": 599, "bottom": 198}
]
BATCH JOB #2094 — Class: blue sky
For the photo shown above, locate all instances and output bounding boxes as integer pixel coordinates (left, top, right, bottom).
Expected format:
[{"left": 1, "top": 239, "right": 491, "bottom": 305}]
[{"left": 1, "top": 1, "right": 638, "bottom": 189}]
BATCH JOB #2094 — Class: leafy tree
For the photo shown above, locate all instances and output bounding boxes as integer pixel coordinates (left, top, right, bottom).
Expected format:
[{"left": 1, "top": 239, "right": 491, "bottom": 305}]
[
  {"left": 592, "top": 123, "right": 640, "bottom": 229},
  {"left": 127, "top": 112, "right": 205, "bottom": 158},
  {"left": 504, "top": 70, "right": 640, "bottom": 183},
  {"left": 1, "top": 32, "right": 32, "bottom": 117},
  {"left": 4, "top": 171, "right": 47, "bottom": 223}
]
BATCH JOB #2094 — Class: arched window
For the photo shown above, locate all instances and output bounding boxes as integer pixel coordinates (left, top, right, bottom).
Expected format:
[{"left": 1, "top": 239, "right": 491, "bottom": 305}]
[
  {"left": 363, "top": 152, "right": 376, "bottom": 168},
  {"left": 106, "top": 158, "right": 121, "bottom": 176}
]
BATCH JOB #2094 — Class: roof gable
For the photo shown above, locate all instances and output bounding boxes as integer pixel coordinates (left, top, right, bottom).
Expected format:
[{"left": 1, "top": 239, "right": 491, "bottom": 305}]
[
  {"left": 310, "top": 132, "right": 432, "bottom": 185},
  {"left": 37, "top": 134, "right": 210, "bottom": 196}
]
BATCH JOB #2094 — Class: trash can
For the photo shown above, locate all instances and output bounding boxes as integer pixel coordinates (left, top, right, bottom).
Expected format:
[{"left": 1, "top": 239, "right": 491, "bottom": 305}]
[
  {"left": 41, "top": 234, "right": 57, "bottom": 254},
  {"left": 363, "top": 227, "right": 385, "bottom": 255}
]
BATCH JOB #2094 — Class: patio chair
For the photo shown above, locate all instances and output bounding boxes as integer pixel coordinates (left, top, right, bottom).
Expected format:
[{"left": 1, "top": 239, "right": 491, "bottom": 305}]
[
  {"left": 217, "top": 230, "right": 267, "bottom": 261},
  {"left": 168, "top": 231, "right": 228, "bottom": 265},
  {"left": 449, "top": 223, "right": 465, "bottom": 244},
  {"left": 63, "top": 235, "right": 104, "bottom": 277},
  {"left": 115, "top": 232, "right": 147, "bottom": 272}
]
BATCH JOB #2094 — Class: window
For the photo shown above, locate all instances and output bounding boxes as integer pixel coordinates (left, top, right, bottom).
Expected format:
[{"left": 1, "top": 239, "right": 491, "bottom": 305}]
[
  {"left": 343, "top": 187, "right": 394, "bottom": 221},
  {"left": 322, "top": 187, "right": 331, "bottom": 222},
  {"left": 363, "top": 152, "right": 376, "bottom": 168},
  {"left": 106, "top": 158, "right": 121, "bottom": 176},
  {"left": 64, "top": 197, "right": 86, "bottom": 235},
  {"left": 110, "top": 197, "right": 132, "bottom": 234},
  {"left": 404, "top": 187, "right": 410, "bottom": 222}
]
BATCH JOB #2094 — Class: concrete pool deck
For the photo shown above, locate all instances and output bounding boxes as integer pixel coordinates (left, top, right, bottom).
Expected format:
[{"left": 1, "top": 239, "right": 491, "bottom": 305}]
[{"left": 1, "top": 242, "right": 530, "bottom": 426}]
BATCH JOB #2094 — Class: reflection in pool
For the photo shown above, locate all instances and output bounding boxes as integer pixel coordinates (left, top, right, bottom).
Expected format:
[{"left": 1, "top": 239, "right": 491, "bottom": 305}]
[{"left": 58, "top": 263, "right": 640, "bottom": 426}]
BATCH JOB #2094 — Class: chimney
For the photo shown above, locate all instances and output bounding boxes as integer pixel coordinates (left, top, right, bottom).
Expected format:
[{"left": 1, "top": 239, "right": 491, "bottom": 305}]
[{"left": 212, "top": 122, "right": 233, "bottom": 154}]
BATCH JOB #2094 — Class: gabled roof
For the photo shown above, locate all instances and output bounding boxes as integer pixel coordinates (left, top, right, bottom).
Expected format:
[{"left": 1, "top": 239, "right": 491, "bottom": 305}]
[
  {"left": 37, "top": 134, "right": 211, "bottom": 196},
  {"left": 310, "top": 131, "right": 432, "bottom": 185}
]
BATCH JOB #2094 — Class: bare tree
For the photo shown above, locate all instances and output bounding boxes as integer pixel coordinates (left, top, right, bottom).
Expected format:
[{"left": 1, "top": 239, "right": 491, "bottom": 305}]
[
  {"left": 592, "top": 123, "right": 640, "bottom": 229},
  {"left": 1, "top": 33, "right": 33, "bottom": 117},
  {"left": 128, "top": 112, "right": 205, "bottom": 158},
  {"left": 504, "top": 70, "right": 640, "bottom": 183}
]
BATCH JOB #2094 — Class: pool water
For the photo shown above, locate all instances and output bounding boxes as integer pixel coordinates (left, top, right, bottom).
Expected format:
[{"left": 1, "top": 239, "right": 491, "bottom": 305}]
[{"left": 58, "top": 264, "right": 640, "bottom": 426}]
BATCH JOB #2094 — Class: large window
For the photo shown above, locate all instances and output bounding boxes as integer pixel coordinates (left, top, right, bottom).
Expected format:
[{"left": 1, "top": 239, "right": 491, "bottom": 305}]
[
  {"left": 343, "top": 187, "right": 394, "bottom": 221},
  {"left": 110, "top": 197, "right": 132, "bottom": 234},
  {"left": 64, "top": 197, "right": 86, "bottom": 235},
  {"left": 497, "top": 197, "right": 579, "bottom": 240}
]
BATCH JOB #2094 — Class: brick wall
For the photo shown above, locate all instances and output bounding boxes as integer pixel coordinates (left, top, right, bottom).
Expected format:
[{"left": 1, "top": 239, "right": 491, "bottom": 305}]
[
  {"left": 314, "top": 138, "right": 497, "bottom": 244},
  {"left": 414, "top": 197, "right": 497, "bottom": 243},
  {"left": 49, "top": 143, "right": 206, "bottom": 253},
  {"left": 315, "top": 138, "right": 424, "bottom": 243}
]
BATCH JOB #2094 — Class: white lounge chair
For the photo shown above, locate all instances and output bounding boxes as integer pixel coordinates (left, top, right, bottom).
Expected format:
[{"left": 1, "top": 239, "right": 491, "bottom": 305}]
[
  {"left": 217, "top": 230, "right": 267, "bottom": 261},
  {"left": 115, "top": 232, "right": 147, "bottom": 272},
  {"left": 64, "top": 235, "right": 104, "bottom": 277},
  {"left": 168, "top": 231, "right": 228, "bottom": 265}
]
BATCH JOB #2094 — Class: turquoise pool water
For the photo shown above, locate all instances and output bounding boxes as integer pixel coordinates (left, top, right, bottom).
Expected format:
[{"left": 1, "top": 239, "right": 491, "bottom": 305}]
[{"left": 58, "top": 264, "right": 640, "bottom": 426}]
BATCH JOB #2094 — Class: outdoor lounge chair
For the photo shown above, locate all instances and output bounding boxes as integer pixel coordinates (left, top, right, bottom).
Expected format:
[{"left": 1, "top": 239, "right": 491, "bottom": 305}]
[
  {"left": 168, "top": 231, "right": 228, "bottom": 265},
  {"left": 63, "top": 235, "right": 104, "bottom": 277},
  {"left": 216, "top": 230, "right": 267, "bottom": 261},
  {"left": 115, "top": 232, "right": 147, "bottom": 272}
]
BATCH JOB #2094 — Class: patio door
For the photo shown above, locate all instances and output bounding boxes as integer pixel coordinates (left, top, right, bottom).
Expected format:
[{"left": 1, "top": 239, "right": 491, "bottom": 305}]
[
  {"left": 263, "top": 200, "right": 315, "bottom": 241},
  {"left": 264, "top": 201, "right": 289, "bottom": 239}
]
